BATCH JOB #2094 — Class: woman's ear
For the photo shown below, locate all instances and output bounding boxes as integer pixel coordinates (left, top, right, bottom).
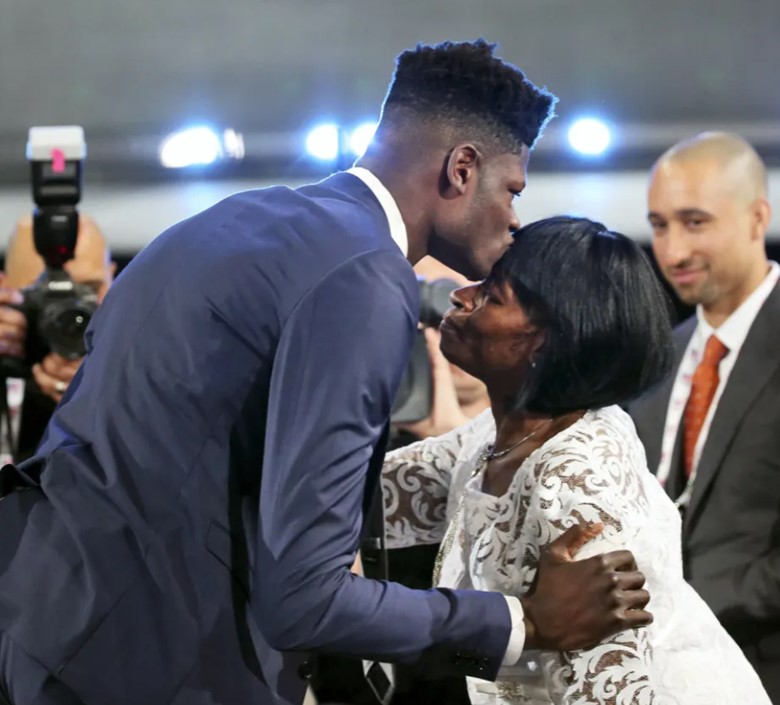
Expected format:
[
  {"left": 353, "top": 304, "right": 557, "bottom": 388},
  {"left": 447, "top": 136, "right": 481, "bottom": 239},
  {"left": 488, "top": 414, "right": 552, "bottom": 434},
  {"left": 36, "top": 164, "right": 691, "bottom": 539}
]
[{"left": 530, "top": 329, "right": 547, "bottom": 357}]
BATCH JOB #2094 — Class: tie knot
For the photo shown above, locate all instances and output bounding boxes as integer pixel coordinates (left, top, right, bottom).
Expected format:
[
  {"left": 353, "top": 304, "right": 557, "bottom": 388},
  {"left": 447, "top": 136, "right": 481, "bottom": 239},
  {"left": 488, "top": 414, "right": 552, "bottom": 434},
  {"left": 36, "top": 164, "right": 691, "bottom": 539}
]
[{"left": 703, "top": 335, "right": 729, "bottom": 365}]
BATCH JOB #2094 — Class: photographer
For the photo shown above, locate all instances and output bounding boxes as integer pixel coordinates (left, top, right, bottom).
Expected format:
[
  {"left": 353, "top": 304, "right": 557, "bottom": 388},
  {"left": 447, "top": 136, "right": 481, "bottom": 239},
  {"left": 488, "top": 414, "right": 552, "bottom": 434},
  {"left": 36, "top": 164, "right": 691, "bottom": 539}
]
[{"left": 0, "top": 213, "right": 114, "bottom": 462}]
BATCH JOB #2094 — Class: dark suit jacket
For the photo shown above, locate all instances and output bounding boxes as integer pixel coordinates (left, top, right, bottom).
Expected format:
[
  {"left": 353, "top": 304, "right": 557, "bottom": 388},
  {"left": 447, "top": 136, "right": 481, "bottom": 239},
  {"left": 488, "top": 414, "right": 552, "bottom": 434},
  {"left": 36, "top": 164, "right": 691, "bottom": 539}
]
[
  {"left": 0, "top": 172, "right": 512, "bottom": 705},
  {"left": 630, "top": 281, "right": 780, "bottom": 701}
]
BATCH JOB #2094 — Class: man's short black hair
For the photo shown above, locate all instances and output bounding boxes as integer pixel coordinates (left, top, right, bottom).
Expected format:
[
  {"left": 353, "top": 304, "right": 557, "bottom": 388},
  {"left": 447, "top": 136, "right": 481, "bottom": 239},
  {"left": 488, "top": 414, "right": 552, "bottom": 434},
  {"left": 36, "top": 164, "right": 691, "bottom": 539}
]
[
  {"left": 382, "top": 39, "right": 557, "bottom": 154},
  {"left": 488, "top": 216, "right": 675, "bottom": 414}
]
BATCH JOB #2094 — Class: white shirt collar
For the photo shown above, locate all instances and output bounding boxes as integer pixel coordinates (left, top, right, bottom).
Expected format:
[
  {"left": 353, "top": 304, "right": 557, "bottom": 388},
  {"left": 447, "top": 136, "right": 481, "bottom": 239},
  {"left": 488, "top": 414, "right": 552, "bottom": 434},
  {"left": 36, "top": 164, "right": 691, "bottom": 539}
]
[
  {"left": 695, "top": 261, "right": 780, "bottom": 354},
  {"left": 346, "top": 167, "right": 408, "bottom": 257}
]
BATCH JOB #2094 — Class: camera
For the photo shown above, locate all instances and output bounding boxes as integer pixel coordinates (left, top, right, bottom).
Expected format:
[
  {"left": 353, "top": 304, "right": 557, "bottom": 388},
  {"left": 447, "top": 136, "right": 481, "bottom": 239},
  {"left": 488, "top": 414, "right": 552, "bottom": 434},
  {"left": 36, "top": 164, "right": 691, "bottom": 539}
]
[
  {"left": 0, "top": 126, "right": 97, "bottom": 379},
  {"left": 390, "top": 277, "right": 460, "bottom": 424}
]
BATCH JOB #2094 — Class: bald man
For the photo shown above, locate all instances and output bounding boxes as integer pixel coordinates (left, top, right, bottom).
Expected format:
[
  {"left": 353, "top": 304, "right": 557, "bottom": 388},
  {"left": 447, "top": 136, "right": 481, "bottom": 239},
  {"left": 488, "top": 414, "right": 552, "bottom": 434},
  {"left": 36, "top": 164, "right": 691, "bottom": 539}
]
[
  {"left": 0, "top": 214, "right": 114, "bottom": 461},
  {"left": 630, "top": 132, "right": 780, "bottom": 701}
]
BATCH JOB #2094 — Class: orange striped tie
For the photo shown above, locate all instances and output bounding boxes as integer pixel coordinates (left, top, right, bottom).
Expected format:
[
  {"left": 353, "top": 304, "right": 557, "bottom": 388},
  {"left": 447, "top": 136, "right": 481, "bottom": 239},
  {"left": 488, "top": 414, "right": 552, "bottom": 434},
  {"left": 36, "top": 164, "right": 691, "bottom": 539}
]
[{"left": 683, "top": 335, "right": 729, "bottom": 478}]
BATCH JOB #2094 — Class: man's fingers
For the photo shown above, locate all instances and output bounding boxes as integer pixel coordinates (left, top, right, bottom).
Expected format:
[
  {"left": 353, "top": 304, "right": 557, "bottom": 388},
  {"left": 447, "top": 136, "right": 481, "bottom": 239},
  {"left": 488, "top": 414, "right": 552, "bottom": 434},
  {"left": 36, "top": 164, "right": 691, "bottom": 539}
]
[
  {"left": 32, "top": 363, "right": 64, "bottom": 403},
  {"left": 0, "top": 320, "right": 26, "bottom": 343},
  {"left": 546, "top": 522, "right": 604, "bottom": 562},
  {"left": 599, "top": 549, "right": 639, "bottom": 572},
  {"left": 0, "top": 341, "right": 24, "bottom": 358},
  {"left": 620, "top": 608, "right": 654, "bottom": 628},
  {"left": 615, "top": 570, "right": 647, "bottom": 592},
  {"left": 0, "top": 326, "right": 25, "bottom": 345},
  {"left": 619, "top": 587, "right": 651, "bottom": 611},
  {"left": 0, "top": 307, "right": 27, "bottom": 330},
  {"left": 0, "top": 289, "right": 24, "bottom": 307},
  {"left": 41, "top": 354, "right": 80, "bottom": 381}
]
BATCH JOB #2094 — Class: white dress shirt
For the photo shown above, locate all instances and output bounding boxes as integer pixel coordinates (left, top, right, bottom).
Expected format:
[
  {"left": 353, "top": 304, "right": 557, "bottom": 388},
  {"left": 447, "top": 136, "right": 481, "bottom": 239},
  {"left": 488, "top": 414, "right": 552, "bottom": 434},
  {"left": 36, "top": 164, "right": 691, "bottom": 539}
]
[
  {"left": 345, "top": 166, "right": 527, "bottom": 665},
  {"left": 656, "top": 262, "right": 780, "bottom": 505}
]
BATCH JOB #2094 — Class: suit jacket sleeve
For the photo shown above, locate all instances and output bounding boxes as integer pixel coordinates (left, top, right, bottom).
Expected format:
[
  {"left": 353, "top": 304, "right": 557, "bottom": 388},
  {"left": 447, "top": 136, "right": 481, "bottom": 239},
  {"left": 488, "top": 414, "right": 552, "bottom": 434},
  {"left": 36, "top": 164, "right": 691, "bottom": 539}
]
[{"left": 251, "top": 250, "right": 512, "bottom": 679}]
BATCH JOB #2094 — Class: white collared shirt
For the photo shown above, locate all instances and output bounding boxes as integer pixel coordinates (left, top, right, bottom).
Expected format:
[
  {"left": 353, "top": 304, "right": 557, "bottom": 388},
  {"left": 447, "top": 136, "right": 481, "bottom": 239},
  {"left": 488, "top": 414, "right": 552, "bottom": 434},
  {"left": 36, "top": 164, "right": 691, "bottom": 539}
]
[
  {"left": 346, "top": 167, "right": 408, "bottom": 257},
  {"left": 656, "top": 262, "right": 780, "bottom": 494},
  {"left": 346, "top": 166, "right": 526, "bottom": 666}
]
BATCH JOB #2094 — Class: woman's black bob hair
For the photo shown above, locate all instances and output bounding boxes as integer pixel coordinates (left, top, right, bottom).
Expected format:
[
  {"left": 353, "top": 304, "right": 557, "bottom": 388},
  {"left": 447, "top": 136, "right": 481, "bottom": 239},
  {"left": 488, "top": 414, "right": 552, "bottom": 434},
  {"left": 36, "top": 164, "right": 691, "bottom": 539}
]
[{"left": 488, "top": 216, "right": 675, "bottom": 414}]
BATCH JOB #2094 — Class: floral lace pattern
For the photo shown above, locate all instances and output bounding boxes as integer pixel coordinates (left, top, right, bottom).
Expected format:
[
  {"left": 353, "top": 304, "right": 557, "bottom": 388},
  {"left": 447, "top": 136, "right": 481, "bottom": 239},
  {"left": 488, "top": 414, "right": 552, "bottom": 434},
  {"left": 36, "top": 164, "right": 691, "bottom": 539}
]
[{"left": 382, "top": 406, "right": 770, "bottom": 705}]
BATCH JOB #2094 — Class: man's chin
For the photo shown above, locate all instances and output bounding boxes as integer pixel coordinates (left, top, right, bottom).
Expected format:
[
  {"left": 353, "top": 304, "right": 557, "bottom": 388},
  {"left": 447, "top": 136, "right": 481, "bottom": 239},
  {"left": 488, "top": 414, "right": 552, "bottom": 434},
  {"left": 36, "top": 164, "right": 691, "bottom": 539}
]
[
  {"left": 466, "top": 252, "right": 502, "bottom": 280},
  {"left": 672, "top": 286, "right": 704, "bottom": 307},
  {"left": 449, "top": 259, "right": 485, "bottom": 281}
]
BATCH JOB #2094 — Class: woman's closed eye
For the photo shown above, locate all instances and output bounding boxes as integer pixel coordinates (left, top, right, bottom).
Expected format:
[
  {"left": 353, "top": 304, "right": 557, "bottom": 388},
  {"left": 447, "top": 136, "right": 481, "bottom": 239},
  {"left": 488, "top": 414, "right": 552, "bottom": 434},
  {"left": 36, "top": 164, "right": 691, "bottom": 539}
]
[{"left": 483, "top": 282, "right": 505, "bottom": 305}]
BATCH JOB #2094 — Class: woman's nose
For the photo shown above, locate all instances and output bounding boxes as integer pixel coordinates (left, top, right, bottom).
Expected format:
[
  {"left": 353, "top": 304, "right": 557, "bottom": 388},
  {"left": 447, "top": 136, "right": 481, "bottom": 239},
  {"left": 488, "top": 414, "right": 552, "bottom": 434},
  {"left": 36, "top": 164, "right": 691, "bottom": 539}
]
[{"left": 449, "top": 284, "right": 477, "bottom": 310}]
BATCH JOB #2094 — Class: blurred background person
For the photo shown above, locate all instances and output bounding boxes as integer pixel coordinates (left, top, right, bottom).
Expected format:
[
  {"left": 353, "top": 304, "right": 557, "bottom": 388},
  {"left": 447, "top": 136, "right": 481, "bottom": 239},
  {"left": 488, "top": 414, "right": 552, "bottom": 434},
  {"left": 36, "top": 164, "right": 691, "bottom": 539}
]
[
  {"left": 631, "top": 131, "right": 780, "bottom": 701},
  {"left": 0, "top": 213, "right": 114, "bottom": 464}
]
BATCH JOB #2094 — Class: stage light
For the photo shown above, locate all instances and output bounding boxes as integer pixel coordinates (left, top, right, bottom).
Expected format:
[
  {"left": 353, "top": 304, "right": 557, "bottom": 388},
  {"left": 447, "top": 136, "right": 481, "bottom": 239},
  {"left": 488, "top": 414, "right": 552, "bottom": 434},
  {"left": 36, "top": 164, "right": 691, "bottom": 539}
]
[
  {"left": 222, "top": 128, "right": 245, "bottom": 160},
  {"left": 348, "top": 122, "right": 377, "bottom": 157},
  {"left": 567, "top": 118, "right": 612, "bottom": 156},
  {"left": 305, "top": 124, "right": 340, "bottom": 161},
  {"left": 159, "top": 126, "right": 223, "bottom": 169}
]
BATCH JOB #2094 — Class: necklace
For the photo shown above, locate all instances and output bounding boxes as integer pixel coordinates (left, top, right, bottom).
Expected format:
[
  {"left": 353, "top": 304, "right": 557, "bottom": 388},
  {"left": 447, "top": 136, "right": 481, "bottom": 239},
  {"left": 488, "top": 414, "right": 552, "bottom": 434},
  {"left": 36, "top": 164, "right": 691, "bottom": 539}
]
[{"left": 482, "top": 418, "right": 554, "bottom": 463}]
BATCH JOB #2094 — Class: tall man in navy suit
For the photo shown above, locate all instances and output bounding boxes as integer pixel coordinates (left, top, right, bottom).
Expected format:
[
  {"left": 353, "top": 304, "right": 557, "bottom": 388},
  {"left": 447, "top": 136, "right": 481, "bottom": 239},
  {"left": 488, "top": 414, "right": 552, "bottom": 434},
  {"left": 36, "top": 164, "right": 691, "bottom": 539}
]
[{"left": 0, "top": 40, "right": 652, "bottom": 705}]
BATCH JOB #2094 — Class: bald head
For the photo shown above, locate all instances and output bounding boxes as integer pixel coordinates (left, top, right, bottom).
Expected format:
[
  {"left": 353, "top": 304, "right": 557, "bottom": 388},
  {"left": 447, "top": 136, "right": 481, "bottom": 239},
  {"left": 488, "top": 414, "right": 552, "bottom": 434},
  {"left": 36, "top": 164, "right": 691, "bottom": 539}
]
[
  {"left": 653, "top": 131, "right": 768, "bottom": 204},
  {"left": 648, "top": 131, "right": 772, "bottom": 324},
  {"left": 5, "top": 214, "right": 115, "bottom": 301}
]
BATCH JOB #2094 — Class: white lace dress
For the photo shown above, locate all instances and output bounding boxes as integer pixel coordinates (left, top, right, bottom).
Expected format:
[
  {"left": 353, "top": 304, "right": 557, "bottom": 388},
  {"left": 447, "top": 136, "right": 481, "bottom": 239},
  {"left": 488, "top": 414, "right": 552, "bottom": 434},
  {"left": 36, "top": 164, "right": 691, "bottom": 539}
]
[{"left": 382, "top": 406, "right": 770, "bottom": 705}]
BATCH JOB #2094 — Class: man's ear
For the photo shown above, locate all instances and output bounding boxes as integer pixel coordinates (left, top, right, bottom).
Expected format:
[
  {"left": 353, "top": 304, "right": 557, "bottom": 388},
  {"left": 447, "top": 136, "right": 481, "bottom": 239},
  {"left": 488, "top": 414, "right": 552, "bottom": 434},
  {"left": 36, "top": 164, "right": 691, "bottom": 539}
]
[
  {"left": 751, "top": 197, "right": 772, "bottom": 241},
  {"left": 444, "top": 144, "right": 481, "bottom": 197}
]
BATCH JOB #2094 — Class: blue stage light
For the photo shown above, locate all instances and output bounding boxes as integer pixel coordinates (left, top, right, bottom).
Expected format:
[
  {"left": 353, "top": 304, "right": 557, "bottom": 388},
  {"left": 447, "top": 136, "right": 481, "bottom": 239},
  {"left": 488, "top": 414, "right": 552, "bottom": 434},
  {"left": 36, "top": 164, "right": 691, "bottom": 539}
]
[
  {"left": 567, "top": 118, "right": 612, "bottom": 156},
  {"left": 348, "top": 122, "right": 378, "bottom": 157},
  {"left": 159, "top": 126, "right": 223, "bottom": 169},
  {"left": 305, "top": 124, "right": 340, "bottom": 161}
]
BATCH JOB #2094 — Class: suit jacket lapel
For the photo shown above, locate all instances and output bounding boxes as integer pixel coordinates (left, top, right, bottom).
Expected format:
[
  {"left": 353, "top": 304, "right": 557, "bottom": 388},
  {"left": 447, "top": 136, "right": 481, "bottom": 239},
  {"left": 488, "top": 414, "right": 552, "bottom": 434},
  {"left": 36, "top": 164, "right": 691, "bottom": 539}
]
[{"left": 685, "top": 283, "right": 780, "bottom": 532}]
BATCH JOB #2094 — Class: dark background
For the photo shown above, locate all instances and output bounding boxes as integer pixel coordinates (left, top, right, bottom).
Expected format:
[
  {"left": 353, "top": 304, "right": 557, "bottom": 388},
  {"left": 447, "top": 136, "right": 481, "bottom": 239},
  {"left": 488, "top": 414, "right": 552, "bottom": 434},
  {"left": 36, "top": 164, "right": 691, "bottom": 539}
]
[{"left": 1, "top": 0, "right": 780, "bottom": 180}]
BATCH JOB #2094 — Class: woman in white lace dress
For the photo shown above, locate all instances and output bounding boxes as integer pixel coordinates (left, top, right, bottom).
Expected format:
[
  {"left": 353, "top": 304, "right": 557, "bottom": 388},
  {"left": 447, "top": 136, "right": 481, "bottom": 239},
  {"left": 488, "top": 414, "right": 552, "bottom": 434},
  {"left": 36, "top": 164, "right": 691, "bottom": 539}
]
[{"left": 382, "top": 217, "right": 770, "bottom": 705}]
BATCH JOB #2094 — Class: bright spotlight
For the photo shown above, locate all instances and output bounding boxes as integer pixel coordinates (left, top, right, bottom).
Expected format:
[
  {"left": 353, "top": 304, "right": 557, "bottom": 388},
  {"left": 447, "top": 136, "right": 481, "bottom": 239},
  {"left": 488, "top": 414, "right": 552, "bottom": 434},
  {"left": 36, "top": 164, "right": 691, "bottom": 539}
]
[
  {"left": 159, "top": 126, "right": 223, "bottom": 169},
  {"left": 305, "top": 124, "right": 340, "bottom": 161},
  {"left": 348, "top": 122, "right": 377, "bottom": 157},
  {"left": 222, "top": 128, "right": 245, "bottom": 160},
  {"left": 567, "top": 118, "right": 612, "bottom": 156}
]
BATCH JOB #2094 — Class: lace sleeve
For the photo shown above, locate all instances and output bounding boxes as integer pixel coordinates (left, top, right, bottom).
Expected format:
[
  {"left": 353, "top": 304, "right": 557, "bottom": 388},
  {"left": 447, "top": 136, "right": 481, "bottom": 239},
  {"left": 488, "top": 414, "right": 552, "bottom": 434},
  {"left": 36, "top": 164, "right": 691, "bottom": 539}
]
[
  {"left": 382, "top": 412, "right": 489, "bottom": 549},
  {"left": 522, "top": 410, "right": 659, "bottom": 704}
]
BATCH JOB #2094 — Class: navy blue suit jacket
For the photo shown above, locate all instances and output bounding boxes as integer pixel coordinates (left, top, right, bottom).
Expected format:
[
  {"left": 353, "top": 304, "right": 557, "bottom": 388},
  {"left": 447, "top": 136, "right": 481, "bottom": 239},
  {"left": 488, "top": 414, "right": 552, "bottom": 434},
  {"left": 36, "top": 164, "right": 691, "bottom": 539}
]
[{"left": 0, "top": 173, "right": 512, "bottom": 704}]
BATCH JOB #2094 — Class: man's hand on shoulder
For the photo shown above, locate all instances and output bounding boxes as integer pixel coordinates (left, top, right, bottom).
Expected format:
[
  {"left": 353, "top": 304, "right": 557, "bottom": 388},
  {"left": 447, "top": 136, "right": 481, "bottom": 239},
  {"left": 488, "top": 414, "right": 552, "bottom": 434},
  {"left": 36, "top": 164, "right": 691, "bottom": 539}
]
[{"left": 522, "top": 523, "right": 652, "bottom": 651}]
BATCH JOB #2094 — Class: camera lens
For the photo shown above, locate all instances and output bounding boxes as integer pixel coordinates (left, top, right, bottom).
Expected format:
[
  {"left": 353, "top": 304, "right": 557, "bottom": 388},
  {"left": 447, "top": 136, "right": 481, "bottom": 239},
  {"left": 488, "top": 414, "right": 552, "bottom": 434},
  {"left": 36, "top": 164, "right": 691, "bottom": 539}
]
[
  {"left": 418, "top": 278, "right": 459, "bottom": 328},
  {"left": 39, "top": 300, "right": 96, "bottom": 359}
]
